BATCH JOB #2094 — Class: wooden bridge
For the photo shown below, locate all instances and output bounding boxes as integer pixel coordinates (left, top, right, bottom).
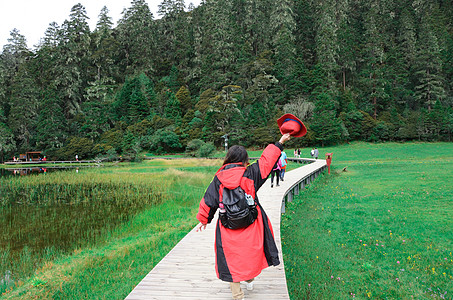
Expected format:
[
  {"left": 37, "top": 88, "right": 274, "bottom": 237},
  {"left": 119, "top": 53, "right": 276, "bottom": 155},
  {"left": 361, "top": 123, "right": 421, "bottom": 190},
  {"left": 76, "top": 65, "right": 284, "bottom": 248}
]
[{"left": 126, "top": 159, "right": 327, "bottom": 300}]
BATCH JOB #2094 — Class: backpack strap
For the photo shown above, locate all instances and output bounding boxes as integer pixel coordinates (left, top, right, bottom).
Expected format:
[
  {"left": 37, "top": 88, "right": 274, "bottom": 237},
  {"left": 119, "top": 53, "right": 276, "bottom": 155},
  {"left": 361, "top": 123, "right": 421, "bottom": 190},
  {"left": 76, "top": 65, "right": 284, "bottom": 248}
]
[{"left": 218, "top": 184, "right": 225, "bottom": 210}]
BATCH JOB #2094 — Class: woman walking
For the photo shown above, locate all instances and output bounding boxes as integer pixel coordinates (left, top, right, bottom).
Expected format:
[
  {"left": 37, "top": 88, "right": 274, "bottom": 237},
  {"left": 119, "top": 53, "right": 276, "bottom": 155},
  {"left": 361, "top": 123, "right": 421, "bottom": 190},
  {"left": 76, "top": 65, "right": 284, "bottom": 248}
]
[
  {"left": 270, "top": 156, "right": 282, "bottom": 188},
  {"left": 196, "top": 133, "right": 291, "bottom": 300}
]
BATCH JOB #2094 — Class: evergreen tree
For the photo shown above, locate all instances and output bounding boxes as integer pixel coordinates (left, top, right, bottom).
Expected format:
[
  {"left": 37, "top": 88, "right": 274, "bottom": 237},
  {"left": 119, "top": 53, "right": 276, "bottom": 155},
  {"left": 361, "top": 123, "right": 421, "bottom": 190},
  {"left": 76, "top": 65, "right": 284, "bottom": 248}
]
[
  {"left": 7, "top": 66, "right": 39, "bottom": 151},
  {"left": 56, "top": 3, "right": 92, "bottom": 118},
  {"left": 36, "top": 89, "right": 67, "bottom": 150},
  {"left": 156, "top": 0, "right": 188, "bottom": 70},
  {"left": 113, "top": 76, "right": 150, "bottom": 124},
  {"left": 176, "top": 85, "right": 192, "bottom": 114},
  {"left": 164, "top": 92, "right": 182, "bottom": 122},
  {"left": 0, "top": 108, "right": 15, "bottom": 162},
  {"left": 310, "top": 90, "right": 343, "bottom": 145},
  {"left": 116, "top": 0, "right": 156, "bottom": 75},
  {"left": 413, "top": 17, "right": 445, "bottom": 111},
  {"left": 314, "top": 0, "right": 339, "bottom": 88},
  {"left": 358, "top": 0, "right": 390, "bottom": 119},
  {"left": 92, "top": 6, "right": 120, "bottom": 83}
]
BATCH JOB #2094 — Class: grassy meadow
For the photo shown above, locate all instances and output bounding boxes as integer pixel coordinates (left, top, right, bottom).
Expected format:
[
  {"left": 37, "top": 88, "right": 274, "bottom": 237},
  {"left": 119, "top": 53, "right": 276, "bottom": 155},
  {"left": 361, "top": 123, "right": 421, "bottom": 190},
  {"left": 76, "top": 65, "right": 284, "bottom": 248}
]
[
  {"left": 2, "top": 142, "right": 451, "bottom": 299},
  {"left": 281, "top": 142, "right": 453, "bottom": 299},
  {"left": 0, "top": 159, "right": 220, "bottom": 299}
]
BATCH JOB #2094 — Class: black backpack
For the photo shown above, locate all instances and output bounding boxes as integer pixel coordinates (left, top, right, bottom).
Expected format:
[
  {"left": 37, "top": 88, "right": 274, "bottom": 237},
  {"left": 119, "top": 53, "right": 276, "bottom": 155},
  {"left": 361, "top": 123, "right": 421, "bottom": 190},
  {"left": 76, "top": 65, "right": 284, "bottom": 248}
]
[{"left": 218, "top": 184, "right": 258, "bottom": 230}]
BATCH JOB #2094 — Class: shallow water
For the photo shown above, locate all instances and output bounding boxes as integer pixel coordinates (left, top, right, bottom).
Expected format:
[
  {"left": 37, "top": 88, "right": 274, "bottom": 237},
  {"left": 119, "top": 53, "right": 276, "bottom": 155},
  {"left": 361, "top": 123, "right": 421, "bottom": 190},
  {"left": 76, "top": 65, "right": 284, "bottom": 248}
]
[
  {"left": 0, "top": 166, "right": 90, "bottom": 177},
  {"left": 0, "top": 168, "right": 161, "bottom": 293}
]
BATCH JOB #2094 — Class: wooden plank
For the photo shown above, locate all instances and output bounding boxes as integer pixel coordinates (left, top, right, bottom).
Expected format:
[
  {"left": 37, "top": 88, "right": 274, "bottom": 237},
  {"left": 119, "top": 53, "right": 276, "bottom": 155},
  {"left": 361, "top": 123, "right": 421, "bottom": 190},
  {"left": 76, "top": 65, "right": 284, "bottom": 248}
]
[{"left": 126, "top": 160, "right": 327, "bottom": 299}]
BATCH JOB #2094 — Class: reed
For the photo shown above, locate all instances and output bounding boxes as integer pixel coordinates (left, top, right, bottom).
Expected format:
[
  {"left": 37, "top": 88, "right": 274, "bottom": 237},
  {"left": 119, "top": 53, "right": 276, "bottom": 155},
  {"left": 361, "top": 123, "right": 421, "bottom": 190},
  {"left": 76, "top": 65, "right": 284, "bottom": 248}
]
[{"left": 0, "top": 159, "right": 219, "bottom": 298}]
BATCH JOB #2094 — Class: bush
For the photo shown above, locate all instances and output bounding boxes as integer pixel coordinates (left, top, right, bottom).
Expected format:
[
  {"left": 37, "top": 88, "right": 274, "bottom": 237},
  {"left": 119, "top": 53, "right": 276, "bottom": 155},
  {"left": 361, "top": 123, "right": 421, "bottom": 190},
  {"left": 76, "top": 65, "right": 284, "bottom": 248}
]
[
  {"left": 57, "top": 137, "right": 94, "bottom": 160},
  {"left": 147, "top": 129, "right": 182, "bottom": 154},
  {"left": 198, "top": 143, "right": 215, "bottom": 158},
  {"left": 186, "top": 139, "right": 204, "bottom": 156},
  {"left": 185, "top": 139, "right": 216, "bottom": 158}
]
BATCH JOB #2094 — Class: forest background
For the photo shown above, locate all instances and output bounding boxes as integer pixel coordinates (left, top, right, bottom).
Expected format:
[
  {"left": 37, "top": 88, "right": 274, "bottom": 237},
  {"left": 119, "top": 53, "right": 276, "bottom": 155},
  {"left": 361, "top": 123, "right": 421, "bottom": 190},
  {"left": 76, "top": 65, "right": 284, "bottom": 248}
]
[{"left": 0, "top": 0, "right": 452, "bottom": 162}]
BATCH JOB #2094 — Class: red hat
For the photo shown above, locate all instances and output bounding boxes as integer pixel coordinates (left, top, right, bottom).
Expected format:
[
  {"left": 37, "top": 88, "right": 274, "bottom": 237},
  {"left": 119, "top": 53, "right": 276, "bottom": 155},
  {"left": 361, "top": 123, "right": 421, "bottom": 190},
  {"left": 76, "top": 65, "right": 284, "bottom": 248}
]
[{"left": 277, "top": 113, "right": 307, "bottom": 137}]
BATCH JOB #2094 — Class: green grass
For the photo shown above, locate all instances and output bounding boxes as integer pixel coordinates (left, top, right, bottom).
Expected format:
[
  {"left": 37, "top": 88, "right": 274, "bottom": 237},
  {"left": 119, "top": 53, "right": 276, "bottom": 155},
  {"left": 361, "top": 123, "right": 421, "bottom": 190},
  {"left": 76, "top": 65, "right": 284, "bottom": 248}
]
[
  {"left": 0, "top": 159, "right": 220, "bottom": 299},
  {"left": 282, "top": 142, "right": 453, "bottom": 299}
]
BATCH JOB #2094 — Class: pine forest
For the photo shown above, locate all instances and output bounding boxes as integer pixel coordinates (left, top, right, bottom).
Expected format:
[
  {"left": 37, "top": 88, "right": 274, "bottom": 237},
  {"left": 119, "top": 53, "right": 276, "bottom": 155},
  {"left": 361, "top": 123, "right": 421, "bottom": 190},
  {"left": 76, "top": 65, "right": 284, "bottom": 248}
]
[{"left": 0, "top": 0, "right": 452, "bottom": 161}]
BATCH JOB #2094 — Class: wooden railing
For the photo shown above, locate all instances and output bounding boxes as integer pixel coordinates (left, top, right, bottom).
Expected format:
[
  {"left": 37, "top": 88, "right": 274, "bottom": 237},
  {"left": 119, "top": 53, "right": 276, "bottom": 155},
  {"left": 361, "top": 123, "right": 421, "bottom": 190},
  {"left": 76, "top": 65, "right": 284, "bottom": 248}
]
[{"left": 280, "top": 159, "right": 327, "bottom": 213}]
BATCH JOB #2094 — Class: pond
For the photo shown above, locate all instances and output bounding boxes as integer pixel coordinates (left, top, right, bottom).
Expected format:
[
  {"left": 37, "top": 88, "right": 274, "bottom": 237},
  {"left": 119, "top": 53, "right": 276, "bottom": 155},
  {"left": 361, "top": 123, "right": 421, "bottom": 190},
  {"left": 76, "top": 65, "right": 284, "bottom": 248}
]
[
  {"left": 0, "top": 167, "right": 162, "bottom": 293},
  {"left": 0, "top": 166, "right": 89, "bottom": 177}
]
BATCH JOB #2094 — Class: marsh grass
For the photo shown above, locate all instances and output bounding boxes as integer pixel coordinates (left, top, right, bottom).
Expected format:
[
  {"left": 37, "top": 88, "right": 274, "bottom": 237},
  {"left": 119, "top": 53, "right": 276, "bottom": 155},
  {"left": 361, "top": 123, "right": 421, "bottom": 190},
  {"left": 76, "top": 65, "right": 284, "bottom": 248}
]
[
  {"left": 0, "top": 159, "right": 218, "bottom": 299},
  {"left": 282, "top": 142, "right": 453, "bottom": 299}
]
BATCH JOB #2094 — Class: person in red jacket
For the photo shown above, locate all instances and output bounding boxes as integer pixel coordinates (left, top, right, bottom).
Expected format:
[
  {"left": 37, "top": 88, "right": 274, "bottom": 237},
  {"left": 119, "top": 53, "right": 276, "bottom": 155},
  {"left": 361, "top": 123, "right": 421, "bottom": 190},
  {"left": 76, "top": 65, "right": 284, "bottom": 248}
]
[{"left": 196, "top": 133, "right": 291, "bottom": 300}]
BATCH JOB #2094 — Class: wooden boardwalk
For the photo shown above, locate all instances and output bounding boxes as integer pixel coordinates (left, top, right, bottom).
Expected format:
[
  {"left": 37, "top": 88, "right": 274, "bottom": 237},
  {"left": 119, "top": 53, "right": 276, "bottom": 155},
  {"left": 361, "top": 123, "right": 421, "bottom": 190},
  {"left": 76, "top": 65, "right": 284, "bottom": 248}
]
[{"left": 126, "top": 159, "right": 327, "bottom": 300}]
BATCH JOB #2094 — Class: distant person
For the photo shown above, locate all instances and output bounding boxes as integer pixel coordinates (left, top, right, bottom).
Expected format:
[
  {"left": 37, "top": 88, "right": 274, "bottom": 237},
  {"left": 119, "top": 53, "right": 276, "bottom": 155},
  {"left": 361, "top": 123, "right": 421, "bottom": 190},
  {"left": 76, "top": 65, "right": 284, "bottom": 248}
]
[
  {"left": 314, "top": 147, "right": 319, "bottom": 159},
  {"left": 310, "top": 148, "right": 314, "bottom": 158},
  {"left": 196, "top": 133, "right": 292, "bottom": 300},
  {"left": 43, "top": 156, "right": 47, "bottom": 161},
  {"left": 75, "top": 154, "right": 79, "bottom": 161},
  {"left": 270, "top": 156, "right": 282, "bottom": 188},
  {"left": 280, "top": 151, "right": 287, "bottom": 181},
  {"left": 294, "top": 149, "right": 297, "bottom": 158},
  {"left": 297, "top": 148, "right": 301, "bottom": 158}
]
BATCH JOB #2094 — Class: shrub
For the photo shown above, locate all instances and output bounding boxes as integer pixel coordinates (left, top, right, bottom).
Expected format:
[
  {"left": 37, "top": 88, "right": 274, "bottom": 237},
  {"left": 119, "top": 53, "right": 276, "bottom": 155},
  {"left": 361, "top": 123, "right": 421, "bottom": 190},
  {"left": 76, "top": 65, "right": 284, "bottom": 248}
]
[
  {"left": 147, "top": 129, "right": 182, "bottom": 154},
  {"left": 186, "top": 139, "right": 204, "bottom": 156},
  {"left": 198, "top": 143, "right": 216, "bottom": 158}
]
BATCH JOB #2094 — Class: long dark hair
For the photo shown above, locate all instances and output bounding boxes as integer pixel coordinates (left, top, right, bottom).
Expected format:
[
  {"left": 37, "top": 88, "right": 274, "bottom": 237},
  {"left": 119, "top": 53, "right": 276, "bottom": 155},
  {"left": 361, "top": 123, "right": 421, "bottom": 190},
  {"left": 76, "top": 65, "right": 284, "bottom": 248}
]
[{"left": 223, "top": 145, "right": 249, "bottom": 166}]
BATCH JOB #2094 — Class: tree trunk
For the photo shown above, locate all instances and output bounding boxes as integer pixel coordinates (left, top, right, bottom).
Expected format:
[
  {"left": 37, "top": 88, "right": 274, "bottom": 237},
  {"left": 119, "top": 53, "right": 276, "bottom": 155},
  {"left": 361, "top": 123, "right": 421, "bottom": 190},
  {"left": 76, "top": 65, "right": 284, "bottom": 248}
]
[{"left": 343, "top": 69, "right": 346, "bottom": 91}]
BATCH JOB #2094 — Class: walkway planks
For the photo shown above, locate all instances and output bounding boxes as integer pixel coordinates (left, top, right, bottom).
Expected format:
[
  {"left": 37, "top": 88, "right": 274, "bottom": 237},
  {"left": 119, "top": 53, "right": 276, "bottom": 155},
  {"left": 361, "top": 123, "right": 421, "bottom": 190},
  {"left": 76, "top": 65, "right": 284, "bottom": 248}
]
[{"left": 126, "top": 159, "right": 327, "bottom": 300}]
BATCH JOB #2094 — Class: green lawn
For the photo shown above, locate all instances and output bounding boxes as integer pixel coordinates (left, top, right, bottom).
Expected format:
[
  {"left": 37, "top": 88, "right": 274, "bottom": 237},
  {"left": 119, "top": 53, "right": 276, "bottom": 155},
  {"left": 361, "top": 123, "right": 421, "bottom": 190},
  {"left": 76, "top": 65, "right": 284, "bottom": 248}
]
[{"left": 282, "top": 142, "right": 453, "bottom": 299}]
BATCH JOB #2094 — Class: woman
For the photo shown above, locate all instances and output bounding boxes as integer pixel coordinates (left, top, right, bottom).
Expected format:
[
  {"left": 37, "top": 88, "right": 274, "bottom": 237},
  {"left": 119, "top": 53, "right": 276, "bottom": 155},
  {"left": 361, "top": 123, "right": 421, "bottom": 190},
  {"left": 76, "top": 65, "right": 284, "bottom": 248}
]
[
  {"left": 270, "top": 157, "right": 282, "bottom": 188},
  {"left": 196, "top": 133, "right": 291, "bottom": 300},
  {"left": 279, "top": 151, "right": 287, "bottom": 181}
]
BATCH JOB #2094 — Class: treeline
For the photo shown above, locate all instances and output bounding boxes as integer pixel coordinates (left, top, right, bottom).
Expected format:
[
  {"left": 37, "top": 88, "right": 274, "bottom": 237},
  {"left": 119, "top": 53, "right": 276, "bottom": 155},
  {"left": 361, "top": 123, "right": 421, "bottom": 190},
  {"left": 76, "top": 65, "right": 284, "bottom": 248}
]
[{"left": 0, "top": 0, "right": 452, "bottom": 161}]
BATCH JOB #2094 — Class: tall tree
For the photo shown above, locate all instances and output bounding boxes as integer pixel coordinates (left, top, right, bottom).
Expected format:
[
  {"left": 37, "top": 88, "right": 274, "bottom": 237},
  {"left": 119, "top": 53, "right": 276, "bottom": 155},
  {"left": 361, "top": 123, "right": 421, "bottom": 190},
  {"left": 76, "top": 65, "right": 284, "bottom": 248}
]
[
  {"left": 413, "top": 16, "right": 445, "bottom": 111},
  {"left": 92, "top": 6, "right": 120, "bottom": 83},
  {"left": 7, "top": 66, "right": 39, "bottom": 151},
  {"left": 270, "top": 0, "right": 297, "bottom": 78},
  {"left": 55, "top": 3, "right": 92, "bottom": 118},
  {"left": 116, "top": 0, "right": 156, "bottom": 75},
  {"left": 358, "top": 0, "right": 390, "bottom": 119},
  {"left": 314, "top": 0, "right": 339, "bottom": 88}
]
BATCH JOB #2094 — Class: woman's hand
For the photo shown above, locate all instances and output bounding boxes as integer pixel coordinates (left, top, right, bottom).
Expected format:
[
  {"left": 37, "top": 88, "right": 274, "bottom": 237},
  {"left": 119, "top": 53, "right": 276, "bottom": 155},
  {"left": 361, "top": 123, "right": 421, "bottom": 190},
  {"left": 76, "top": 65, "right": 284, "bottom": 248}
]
[
  {"left": 279, "top": 133, "right": 291, "bottom": 144},
  {"left": 196, "top": 222, "right": 207, "bottom": 232}
]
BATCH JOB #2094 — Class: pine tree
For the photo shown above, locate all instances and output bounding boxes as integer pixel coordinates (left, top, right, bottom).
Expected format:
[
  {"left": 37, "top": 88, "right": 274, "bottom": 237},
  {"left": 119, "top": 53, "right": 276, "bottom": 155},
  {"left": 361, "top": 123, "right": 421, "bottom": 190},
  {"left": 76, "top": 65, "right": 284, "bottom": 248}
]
[
  {"left": 157, "top": 0, "right": 188, "bottom": 69},
  {"left": 113, "top": 76, "right": 150, "bottom": 124},
  {"left": 164, "top": 92, "right": 182, "bottom": 122},
  {"left": 314, "top": 0, "right": 339, "bottom": 88},
  {"left": 116, "top": 0, "right": 156, "bottom": 75},
  {"left": 176, "top": 85, "right": 192, "bottom": 114},
  {"left": 270, "top": 0, "right": 297, "bottom": 80},
  {"left": 56, "top": 3, "right": 92, "bottom": 118},
  {"left": 92, "top": 6, "right": 119, "bottom": 83},
  {"left": 7, "top": 66, "right": 39, "bottom": 151},
  {"left": 0, "top": 107, "right": 16, "bottom": 162},
  {"left": 413, "top": 17, "right": 445, "bottom": 111},
  {"left": 358, "top": 0, "right": 390, "bottom": 119},
  {"left": 310, "top": 90, "right": 343, "bottom": 145},
  {"left": 36, "top": 89, "right": 67, "bottom": 150}
]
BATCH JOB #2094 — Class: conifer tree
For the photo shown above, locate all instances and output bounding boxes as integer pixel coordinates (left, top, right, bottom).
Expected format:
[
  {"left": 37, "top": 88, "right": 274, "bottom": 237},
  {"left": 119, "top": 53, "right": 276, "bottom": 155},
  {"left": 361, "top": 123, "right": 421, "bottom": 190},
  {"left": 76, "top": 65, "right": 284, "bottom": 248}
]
[
  {"left": 413, "top": 17, "right": 445, "bottom": 111},
  {"left": 116, "top": 0, "right": 156, "bottom": 75},
  {"left": 56, "top": 3, "right": 92, "bottom": 118},
  {"left": 36, "top": 89, "right": 67, "bottom": 150}
]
